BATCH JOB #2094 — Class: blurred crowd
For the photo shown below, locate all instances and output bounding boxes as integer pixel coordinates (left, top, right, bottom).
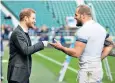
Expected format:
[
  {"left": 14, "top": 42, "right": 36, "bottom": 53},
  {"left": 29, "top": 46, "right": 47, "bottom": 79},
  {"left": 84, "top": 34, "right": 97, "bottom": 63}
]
[{"left": 1, "top": 24, "right": 77, "bottom": 44}]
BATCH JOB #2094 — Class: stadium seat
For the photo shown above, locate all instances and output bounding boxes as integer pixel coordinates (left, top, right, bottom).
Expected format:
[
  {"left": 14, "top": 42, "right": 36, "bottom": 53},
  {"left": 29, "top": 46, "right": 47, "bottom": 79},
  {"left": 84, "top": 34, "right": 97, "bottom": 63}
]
[{"left": 85, "top": 1, "right": 115, "bottom": 36}]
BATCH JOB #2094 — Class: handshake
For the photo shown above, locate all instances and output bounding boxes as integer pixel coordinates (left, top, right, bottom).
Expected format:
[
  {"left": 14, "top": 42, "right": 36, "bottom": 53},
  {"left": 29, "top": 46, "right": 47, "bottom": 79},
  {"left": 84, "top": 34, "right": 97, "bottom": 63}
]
[
  {"left": 42, "top": 39, "right": 57, "bottom": 47},
  {"left": 42, "top": 39, "right": 63, "bottom": 50},
  {"left": 42, "top": 41, "right": 49, "bottom": 47}
]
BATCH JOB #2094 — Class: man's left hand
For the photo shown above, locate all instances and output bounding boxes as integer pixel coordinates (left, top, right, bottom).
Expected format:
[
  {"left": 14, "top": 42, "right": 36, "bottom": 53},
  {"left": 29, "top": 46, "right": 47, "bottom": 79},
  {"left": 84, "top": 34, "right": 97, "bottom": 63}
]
[{"left": 49, "top": 39, "right": 63, "bottom": 50}]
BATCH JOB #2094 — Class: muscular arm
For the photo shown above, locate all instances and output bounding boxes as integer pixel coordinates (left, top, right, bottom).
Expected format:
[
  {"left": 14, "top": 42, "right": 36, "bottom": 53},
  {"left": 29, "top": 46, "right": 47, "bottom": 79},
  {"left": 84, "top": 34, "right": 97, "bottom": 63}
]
[
  {"left": 101, "top": 37, "right": 113, "bottom": 60},
  {"left": 61, "top": 41, "right": 86, "bottom": 58},
  {"left": 50, "top": 27, "right": 88, "bottom": 58},
  {"left": 50, "top": 40, "right": 86, "bottom": 58},
  {"left": 108, "top": 44, "right": 115, "bottom": 57},
  {"left": 101, "top": 45, "right": 113, "bottom": 60}
]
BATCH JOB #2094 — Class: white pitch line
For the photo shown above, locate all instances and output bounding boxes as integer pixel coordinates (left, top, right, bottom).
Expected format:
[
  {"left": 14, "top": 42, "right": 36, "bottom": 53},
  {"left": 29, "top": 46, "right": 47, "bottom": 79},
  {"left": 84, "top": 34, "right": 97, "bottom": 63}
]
[
  {"left": 35, "top": 52, "right": 78, "bottom": 73},
  {"left": 35, "top": 52, "right": 115, "bottom": 74}
]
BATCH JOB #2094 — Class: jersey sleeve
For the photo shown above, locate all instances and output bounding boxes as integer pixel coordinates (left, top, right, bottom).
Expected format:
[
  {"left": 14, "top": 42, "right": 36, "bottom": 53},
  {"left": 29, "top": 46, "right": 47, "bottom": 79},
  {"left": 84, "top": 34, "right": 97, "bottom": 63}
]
[{"left": 76, "top": 28, "right": 89, "bottom": 44}]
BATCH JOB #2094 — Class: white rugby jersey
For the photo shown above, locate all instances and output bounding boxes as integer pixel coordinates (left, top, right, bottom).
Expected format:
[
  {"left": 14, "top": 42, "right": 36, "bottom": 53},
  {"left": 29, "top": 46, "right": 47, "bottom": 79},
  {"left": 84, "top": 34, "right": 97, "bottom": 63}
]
[{"left": 76, "top": 20, "right": 106, "bottom": 70}]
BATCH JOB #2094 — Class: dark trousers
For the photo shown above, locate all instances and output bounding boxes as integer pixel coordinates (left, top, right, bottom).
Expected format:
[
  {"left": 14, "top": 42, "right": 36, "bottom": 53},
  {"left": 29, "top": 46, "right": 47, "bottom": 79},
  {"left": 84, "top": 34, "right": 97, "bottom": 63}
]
[
  {"left": 8, "top": 80, "right": 19, "bottom": 83},
  {"left": 8, "top": 80, "right": 29, "bottom": 83}
]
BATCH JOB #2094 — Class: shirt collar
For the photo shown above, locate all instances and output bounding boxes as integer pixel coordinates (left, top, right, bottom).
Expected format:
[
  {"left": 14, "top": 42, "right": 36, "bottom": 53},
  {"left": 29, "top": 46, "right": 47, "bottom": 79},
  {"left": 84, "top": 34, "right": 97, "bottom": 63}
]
[
  {"left": 19, "top": 24, "right": 28, "bottom": 33},
  {"left": 83, "top": 20, "right": 95, "bottom": 26}
]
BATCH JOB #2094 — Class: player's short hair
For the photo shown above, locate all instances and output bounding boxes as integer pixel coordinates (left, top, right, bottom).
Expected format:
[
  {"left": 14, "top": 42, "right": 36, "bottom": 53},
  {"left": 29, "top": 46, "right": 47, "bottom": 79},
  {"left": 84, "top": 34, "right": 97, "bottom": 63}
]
[
  {"left": 77, "top": 5, "right": 92, "bottom": 16},
  {"left": 19, "top": 8, "right": 35, "bottom": 21}
]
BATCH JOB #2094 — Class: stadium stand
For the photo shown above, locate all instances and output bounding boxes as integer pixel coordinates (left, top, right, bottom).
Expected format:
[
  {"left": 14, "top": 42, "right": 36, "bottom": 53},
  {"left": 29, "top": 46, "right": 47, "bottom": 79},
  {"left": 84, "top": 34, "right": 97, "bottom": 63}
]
[
  {"left": 1, "top": 1, "right": 78, "bottom": 37},
  {"left": 1, "top": 11, "right": 13, "bottom": 27},
  {"left": 2, "top": 1, "right": 114, "bottom": 36},
  {"left": 1, "top": 1, "right": 77, "bottom": 28},
  {"left": 45, "top": 1, "right": 77, "bottom": 25},
  {"left": 85, "top": 0, "right": 115, "bottom": 36},
  {"left": 1, "top": 1, "right": 59, "bottom": 28}
]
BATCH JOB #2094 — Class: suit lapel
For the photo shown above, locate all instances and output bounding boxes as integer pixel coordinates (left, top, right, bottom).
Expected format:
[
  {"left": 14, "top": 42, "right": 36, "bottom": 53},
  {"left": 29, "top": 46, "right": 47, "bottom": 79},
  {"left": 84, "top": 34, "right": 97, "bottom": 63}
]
[{"left": 17, "top": 25, "right": 31, "bottom": 46}]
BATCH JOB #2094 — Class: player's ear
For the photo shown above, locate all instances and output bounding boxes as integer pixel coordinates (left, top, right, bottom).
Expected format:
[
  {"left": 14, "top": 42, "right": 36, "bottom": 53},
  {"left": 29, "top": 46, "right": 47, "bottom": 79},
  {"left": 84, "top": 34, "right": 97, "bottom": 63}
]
[
  {"left": 81, "top": 14, "right": 85, "bottom": 19},
  {"left": 24, "top": 16, "right": 28, "bottom": 22}
]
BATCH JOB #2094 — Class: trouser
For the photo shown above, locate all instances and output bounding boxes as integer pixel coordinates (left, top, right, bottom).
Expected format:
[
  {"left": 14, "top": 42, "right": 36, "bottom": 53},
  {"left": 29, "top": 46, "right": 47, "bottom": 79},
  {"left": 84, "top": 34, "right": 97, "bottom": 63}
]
[
  {"left": 77, "top": 69, "right": 103, "bottom": 83},
  {"left": 8, "top": 80, "right": 29, "bottom": 83}
]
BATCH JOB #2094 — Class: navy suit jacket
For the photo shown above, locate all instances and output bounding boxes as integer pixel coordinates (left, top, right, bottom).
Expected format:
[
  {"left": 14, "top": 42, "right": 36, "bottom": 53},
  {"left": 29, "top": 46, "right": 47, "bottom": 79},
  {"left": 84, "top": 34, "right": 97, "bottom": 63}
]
[{"left": 7, "top": 25, "right": 44, "bottom": 82}]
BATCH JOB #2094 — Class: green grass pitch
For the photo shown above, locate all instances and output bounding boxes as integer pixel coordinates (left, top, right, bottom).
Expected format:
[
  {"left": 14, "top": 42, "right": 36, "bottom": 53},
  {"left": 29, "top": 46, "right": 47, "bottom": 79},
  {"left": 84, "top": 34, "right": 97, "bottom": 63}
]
[{"left": 2, "top": 47, "right": 115, "bottom": 83}]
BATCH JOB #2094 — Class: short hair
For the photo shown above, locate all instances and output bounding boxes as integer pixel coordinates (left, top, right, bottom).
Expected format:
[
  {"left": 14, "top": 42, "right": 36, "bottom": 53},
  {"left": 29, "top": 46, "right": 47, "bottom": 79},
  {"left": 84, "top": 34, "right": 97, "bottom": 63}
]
[
  {"left": 19, "top": 8, "right": 35, "bottom": 21},
  {"left": 77, "top": 5, "right": 92, "bottom": 16}
]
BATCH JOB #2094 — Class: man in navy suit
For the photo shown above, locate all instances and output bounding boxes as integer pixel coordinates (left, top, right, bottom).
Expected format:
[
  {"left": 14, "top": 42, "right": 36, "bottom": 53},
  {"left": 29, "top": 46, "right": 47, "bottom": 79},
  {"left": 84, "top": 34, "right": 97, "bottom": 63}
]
[{"left": 7, "top": 8, "right": 48, "bottom": 83}]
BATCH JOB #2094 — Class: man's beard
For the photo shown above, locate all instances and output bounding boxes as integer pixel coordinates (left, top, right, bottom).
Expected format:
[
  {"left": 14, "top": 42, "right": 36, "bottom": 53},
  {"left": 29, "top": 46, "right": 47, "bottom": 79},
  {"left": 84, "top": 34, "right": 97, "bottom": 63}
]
[
  {"left": 27, "top": 22, "right": 34, "bottom": 29},
  {"left": 76, "top": 20, "right": 83, "bottom": 26}
]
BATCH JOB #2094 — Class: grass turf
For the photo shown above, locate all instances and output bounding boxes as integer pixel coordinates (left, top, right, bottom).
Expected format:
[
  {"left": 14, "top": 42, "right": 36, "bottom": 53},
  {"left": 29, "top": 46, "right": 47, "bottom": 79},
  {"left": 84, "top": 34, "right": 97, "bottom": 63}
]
[{"left": 2, "top": 47, "right": 115, "bottom": 83}]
